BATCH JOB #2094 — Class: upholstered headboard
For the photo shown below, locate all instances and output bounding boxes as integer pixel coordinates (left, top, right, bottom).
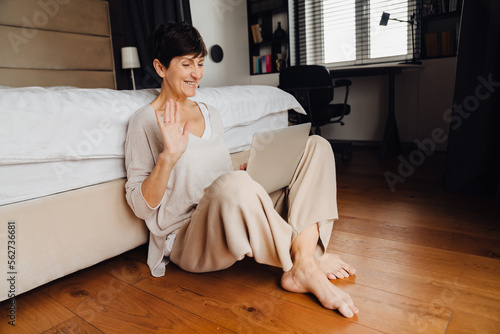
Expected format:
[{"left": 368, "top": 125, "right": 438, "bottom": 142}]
[{"left": 0, "top": 0, "right": 116, "bottom": 88}]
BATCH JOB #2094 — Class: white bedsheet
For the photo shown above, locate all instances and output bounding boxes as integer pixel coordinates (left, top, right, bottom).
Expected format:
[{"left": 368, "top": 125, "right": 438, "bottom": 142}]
[{"left": 0, "top": 85, "right": 303, "bottom": 205}]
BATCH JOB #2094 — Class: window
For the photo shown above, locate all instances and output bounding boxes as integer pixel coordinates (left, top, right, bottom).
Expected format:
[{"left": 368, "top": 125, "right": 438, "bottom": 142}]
[{"left": 291, "top": 0, "right": 419, "bottom": 67}]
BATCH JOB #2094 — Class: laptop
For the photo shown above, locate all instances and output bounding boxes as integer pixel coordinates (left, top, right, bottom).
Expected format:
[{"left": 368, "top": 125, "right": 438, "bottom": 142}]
[{"left": 246, "top": 123, "right": 311, "bottom": 193}]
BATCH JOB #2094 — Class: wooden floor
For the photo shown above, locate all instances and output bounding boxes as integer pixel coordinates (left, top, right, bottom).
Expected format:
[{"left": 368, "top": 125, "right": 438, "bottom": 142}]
[{"left": 2, "top": 146, "right": 500, "bottom": 333}]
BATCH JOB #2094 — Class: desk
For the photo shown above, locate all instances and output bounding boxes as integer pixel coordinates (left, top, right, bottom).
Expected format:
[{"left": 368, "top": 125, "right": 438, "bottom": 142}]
[{"left": 330, "top": 63, "right": 421, "bottom": 160}]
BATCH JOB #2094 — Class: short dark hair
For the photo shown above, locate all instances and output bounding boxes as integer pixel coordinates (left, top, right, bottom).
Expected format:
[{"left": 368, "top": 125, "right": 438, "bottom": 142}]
[{"left": 148, "top": 21, "right": 207, "bottom": 69}]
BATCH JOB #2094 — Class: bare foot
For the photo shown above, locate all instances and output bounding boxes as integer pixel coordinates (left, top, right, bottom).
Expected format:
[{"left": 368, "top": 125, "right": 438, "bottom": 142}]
[
  {"left": 281, "top": 257, "right": 359, "bottom": 318},
  {"left": 317, "top": 253, "right": 356, "bottom": 280}
]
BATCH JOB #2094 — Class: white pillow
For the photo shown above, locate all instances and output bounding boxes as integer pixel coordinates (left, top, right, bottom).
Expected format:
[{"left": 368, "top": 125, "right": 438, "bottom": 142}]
[{"left": 192, "top": 85, "right": 305, "bottom": 130}]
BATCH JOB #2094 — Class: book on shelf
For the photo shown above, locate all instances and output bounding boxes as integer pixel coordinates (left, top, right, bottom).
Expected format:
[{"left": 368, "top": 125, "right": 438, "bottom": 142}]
[
  {"left": 252, "top": 54, "right": 272, "bottom": 74},
  {"left": 436, "top": 0, "right": 450, "bottom": 14},
  {"left": 422, "top": 0, "right": 435, "bottom": 17},
  {"left": 425, "top": 32, "right": 439, "bottom": 57},
  {"left": 253, "top": 56, "right": 260, "bottom": 74},
  {"left": 265, "top": 54, "right": 271, "bottom": 73},
  {"left": 441, "top": 30, "right": 452, "bottom": 56},
  {"left": 251, "top": 24, "right": 262, "bottom": 44},
  {"left": 424, "top": 30, "right": 454, "bottom": 58},
  {"left": 423, "top": 0, "right": 460, "bottom": 16},
  {"left": 449, "top": 0, "right": 459, "bottom": 12}
]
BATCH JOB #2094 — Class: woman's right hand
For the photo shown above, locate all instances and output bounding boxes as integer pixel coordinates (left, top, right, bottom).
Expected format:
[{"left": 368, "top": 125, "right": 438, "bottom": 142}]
[{"left": 154, "top": 99, "right": 191, "bottom": 163}]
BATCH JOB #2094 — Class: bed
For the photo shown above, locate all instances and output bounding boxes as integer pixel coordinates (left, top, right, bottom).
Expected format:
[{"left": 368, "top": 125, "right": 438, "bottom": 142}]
[{"left": 0, "top": 0, "right": 304, "bottom": 301}]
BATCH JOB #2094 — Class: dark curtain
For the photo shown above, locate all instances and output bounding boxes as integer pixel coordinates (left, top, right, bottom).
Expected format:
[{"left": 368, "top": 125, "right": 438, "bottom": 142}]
[
  {"left": 445, "top": 0, "right": 500, "bottom": 204},
  {"left": 122, "top": 0, "right": 192, "bottom": 89}
]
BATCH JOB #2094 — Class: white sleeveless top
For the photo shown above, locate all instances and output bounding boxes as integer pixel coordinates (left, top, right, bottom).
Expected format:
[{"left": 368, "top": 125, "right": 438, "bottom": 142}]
[
  {"left": 124, "top": 103, "right": 233, "bottom": 277},
  {"left": 199, "top": 102, "right": 212, "bottom": 140}
]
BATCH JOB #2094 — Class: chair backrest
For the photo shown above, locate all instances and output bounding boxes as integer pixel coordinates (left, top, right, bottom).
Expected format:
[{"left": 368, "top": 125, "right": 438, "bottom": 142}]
[{"left": 279, "top": 65, "right": 334, "bottom": 108}]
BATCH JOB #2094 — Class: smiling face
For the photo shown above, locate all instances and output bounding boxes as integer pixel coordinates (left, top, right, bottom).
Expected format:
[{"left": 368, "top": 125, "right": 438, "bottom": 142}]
[
  {"left": 149, "top": 22, "right": 207, "bottom": 100},
  {"left": 158, "top": 54, "right": 204, "bottom": 99}
]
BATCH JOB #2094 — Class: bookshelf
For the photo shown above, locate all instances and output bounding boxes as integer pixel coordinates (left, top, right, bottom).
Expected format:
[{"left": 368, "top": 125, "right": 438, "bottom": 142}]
[
  {"left": 421, "top": 0, "right": 462, "bottom": 59},
  {"left": 247, "top": 0, "right": 289, "bottom": 75}
]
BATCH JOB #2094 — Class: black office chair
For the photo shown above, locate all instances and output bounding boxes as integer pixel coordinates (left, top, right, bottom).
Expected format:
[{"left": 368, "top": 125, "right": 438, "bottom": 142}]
[{"left": 279, "top": 65, "right": 353, "bottom": 160}]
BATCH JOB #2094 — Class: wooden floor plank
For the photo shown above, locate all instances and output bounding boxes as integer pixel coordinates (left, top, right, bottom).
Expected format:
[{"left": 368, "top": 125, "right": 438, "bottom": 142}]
[
  {"left": 337, "top": 201, "right": 500, "bottom": 237},
  {"left": 42, "top": 269, "right": 232, "bottom": 334},
  {"left": 210, "top": 258, "right": 451, "bottom": 334},
  {"left": 333, "top": 215, "right": 500, "bottom": 258},
  {"left": 445, "top": 309, "right": 500, "bottom": 334},
  {"left": 135, "top": 264, "right": 379, "bottom": 334},
  {"left": 0, "top": 289, "right": 74, "bottom": 334},
  {"left": 331, "top": 251, "right": 500, "bottom": 322},
  {"left": 42, "top": 316, "right": 103, "bottom": 334},
  {"left": 97, "top": 245, "right": 151, "bottom": 285},
  {"left": 340, "top": 283, "right": 451, "bottom": 334},
  {"left": 329, "top": 231, "right": 500, "bottom": 292}
]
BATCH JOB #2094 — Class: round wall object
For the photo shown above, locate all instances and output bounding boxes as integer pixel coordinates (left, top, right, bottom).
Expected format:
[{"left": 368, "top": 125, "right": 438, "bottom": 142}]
[{"left": 210, "top": 45, "right": 223, "bottom": 63}]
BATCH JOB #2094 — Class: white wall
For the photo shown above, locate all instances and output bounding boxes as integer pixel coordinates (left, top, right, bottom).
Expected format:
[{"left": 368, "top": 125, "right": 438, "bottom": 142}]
[
  {"left": 190, "top": 1, "right": 457, "bottom": 150},
  {"left": 190, "top": 0, "right": 251, "bottom": 87}
]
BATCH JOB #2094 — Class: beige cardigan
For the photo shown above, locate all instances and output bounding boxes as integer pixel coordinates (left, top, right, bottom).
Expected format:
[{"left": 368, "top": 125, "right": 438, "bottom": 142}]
[{"left": 124, "top": 103, "right": 233, "bottom": 277}]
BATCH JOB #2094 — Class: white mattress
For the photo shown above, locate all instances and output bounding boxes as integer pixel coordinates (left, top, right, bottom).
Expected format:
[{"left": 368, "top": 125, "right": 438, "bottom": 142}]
[
  {"left": 0, "top": 158, "right": 125, "bottom": 206},
  {"left": 0, "top": 113, "right": 287, "bottom": 206},
  {"left": 0, "top": 85, "right": 303, "bottom": 206}
]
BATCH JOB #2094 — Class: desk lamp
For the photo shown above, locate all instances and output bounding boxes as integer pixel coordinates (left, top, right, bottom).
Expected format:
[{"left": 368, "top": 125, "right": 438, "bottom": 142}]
[
  {"left": 121, "top": 47, "right": 141, "bottom": 90},
  {"left": 380, "top": 12, "right": 421, "bottom": 64}
]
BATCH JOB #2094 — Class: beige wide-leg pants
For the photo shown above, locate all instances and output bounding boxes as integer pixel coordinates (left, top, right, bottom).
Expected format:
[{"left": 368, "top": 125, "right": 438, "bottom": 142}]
[{"left": 170, "top": 135, "right": 338, "bottom": 273}]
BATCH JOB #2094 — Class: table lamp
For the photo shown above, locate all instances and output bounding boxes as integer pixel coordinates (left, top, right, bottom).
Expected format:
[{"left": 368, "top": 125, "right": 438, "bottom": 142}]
[
  {"left": 121, "top": 47, "right": 140, "bottom": 90},
  {"left": 380, "top": 12, "right": 420, "bottom": 64}
]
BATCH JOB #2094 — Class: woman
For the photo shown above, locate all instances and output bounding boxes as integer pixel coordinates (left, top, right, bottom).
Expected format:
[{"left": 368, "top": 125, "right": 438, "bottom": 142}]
[{"left": 124, "top": 21, "right": 358, "bottom": 318}]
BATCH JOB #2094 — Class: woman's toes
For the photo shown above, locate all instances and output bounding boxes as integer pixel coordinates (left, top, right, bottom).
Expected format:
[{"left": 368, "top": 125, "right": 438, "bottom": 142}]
[
  {"left": 346, "top": 265, "right": 356, "bottom": 276},
  {"left": 331, "top": 269, "right": 349, "bottom": 279},
  {"left": 327, "top": 273, "right": 337, "bottom": 280},
  {"left": 338, "top": 304, "right": 355, "bottom": 318}
]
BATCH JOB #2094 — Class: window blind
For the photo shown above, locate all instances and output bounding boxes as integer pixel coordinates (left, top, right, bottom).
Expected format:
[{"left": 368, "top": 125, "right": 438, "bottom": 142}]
[{"left": 291, "top": 0, "right": 419, "bottom": 67}]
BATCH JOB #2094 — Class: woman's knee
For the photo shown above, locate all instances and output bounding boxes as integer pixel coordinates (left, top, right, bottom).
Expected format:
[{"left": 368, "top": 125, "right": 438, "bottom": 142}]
[
  {"left": 304, "top": 135, "right": 334, "bottom": 160},
  {"left": 206, "top": 171, "right": 257, "bottom": 203},
  {"left": 308, "top": 135, "right": 332, "bottom": 152}
]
